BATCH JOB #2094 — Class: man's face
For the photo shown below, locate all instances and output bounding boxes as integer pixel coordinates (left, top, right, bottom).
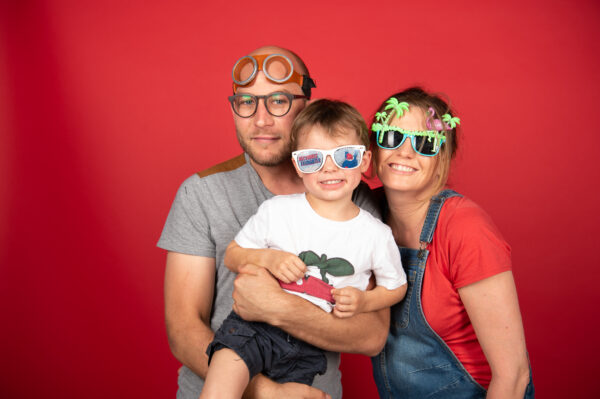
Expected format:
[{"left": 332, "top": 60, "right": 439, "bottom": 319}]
[{"left": 232, "top": 71, "right": 306, "bottom": 167}]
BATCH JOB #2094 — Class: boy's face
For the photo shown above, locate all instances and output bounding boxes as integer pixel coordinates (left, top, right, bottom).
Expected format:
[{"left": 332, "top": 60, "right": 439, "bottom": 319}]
[{"left": 293, "top": 125, "right": 371, "bottom": 204}]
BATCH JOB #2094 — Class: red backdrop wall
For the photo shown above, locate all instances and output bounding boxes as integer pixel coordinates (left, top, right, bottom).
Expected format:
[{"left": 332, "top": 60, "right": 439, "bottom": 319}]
[{"left": 2, "top": 1, "right": 599, "bottom": 397}]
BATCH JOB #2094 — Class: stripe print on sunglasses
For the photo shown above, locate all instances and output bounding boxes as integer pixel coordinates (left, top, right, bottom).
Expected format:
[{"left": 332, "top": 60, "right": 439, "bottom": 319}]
[{"left": 292, "top": 145, "right": 365, "bottom": 173}]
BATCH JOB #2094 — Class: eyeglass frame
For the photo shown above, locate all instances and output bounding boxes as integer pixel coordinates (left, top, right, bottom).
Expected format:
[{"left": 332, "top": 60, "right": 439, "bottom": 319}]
[
  {"left": 291, "top": 145, "right": 366, "bottom": 173},
  {"left": 228, "top": 91, "right": 307, "bottom": 118}
]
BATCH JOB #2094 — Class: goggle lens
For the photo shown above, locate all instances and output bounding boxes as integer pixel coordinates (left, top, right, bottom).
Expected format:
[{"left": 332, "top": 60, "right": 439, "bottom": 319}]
[
  {"left": 263, "top": 55, "right": 293, "bottom": 82},
  {"left": 232, "top": 54, "right": 294, "bottom": 86},
  {"left": 232, "top": 57, "right": 258, "bottom": 85},
  {"left": 293, "top": 146, "right": 365, "bottom": 173}
]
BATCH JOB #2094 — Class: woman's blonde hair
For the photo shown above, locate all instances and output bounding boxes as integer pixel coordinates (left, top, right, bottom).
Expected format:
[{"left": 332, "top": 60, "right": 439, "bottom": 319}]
[{"left": 369, "top": 87, "right": 459, "bottom": 197}]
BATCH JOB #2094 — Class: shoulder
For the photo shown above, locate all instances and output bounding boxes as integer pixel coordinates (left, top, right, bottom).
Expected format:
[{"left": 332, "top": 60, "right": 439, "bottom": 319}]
[
  {"left": 436, "top": 195, "right": 509, "bottom": 255},
  {"left": 186, "top": 153, "right": 261, "bottom": 195},
  {"left": 257, "top": 193, "right": 304, "bottom": 212},
  {"left": 439, "top": 196, "right": 502, "bottom": 236},
  {"left": 196, "top": 153, "right": 247, "bottom": 178},
  {"left": 434, "top": 195, "right": 511, "bottom": 287},
  {"left": 357, "top": 207, "right": 394, "bottom": 239}
]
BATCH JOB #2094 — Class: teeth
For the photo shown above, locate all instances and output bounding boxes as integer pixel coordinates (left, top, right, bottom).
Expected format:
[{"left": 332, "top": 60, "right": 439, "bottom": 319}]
[
  {"left": 390, "top": 164, "right": 416, "bottom": 172},
  {"left": 321, "top": 179, "right": 342, "bottom": 185}
]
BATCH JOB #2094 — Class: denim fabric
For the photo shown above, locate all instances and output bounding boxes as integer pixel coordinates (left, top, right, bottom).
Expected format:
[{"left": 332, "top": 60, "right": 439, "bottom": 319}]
[
  {"left": 372, "top": 190, "right": 535, "bottom": 398},
  {"left": 208, "top": 311, "right": 327, "bottom": 385}
]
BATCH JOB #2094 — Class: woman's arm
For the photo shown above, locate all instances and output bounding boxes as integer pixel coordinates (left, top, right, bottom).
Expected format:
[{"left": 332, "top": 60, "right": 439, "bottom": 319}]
[{"left": 458, "top": 271, "right": 531, "bottom": 399}]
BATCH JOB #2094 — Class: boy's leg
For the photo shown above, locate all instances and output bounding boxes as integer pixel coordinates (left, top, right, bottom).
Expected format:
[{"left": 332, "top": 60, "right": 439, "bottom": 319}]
[{"left": 199, "top": 348, "right": 250, "bottom": 399}]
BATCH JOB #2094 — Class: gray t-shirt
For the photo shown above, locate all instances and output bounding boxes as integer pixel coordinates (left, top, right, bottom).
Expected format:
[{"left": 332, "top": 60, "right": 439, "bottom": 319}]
[{"left": 158, "top": 153, "right": 379, "bottom": 399}]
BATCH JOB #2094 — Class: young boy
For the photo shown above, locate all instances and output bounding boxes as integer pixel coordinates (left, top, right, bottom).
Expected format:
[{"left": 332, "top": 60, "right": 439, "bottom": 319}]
[{"left": 200, "top": 99, "right": 407, "bottom": 399}]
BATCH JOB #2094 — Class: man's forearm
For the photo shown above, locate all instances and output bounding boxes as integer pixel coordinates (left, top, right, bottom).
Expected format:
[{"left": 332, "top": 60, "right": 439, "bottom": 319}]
[
  {"left": 233, "top": 265, "right": 390, "bottom": 356},
  {"left": 167, "top": 320, "right": 214, "bottom": 379},
  {"left": 268, "top": 292, "right": 389, "bottom": 356}
]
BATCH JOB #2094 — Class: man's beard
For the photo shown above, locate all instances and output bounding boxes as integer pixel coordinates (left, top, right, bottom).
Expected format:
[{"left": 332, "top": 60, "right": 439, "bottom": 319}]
[{"left": 237, "top": 131, "right": 293, "bottom": 167}]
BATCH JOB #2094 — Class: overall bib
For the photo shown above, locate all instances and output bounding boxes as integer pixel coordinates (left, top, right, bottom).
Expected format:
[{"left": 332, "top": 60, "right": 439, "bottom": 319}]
[{"left": 372, "top": 190, "right": 534, "bottom": 398}]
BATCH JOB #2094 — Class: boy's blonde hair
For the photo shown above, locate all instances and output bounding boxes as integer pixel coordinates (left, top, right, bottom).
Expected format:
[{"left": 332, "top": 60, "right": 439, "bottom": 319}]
[{"left": 291, "top": 99, "right": 369, "bottom": 150}]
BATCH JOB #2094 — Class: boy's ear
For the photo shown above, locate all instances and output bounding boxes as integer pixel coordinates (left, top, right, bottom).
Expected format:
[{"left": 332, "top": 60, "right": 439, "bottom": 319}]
[
  {"left": 291, "top": 156, "right": 305, "bottom": 178},
  {"left": 360, "top": 150, "right": 372, "bottom": 173}
]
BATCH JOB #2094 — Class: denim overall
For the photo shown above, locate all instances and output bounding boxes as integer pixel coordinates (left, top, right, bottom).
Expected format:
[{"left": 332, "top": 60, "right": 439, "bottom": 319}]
[{"left": 372, "top": 190, "right": 534, "bottom": 398}]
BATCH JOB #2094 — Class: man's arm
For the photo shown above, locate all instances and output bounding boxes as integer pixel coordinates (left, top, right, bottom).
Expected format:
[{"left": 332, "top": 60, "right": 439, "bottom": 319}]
[
  {"left": 164, "top": 251, "right": 215, "bottom": 378},
  {"left": 164, "top": 252, "right": 330, "bottom": 399},
  {"left": 233, "top": 265, "right": 389, "bottom": 357}
]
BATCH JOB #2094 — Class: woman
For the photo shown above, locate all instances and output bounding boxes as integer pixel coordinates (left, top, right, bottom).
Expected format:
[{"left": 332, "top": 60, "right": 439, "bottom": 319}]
[{"left": 370, "top": 87, "right": 534, "bottom": 398}]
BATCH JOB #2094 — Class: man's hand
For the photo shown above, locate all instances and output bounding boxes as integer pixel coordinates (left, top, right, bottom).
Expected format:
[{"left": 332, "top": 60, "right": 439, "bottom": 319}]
[
  {"left": 331, "top": 286, "right": 365, "bottom": 318},
  {"left": 233, "top": 264, "right": 284, "bottom": 323}
]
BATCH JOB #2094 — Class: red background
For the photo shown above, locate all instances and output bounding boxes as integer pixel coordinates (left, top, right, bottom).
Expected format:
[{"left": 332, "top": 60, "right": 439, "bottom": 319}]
[{"left": 2, "top": 1, "right": 599, "bottom": 397}]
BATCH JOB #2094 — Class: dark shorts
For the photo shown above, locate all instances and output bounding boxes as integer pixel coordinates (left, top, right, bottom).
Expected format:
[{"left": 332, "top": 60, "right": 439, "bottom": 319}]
[{"left": 206, "top": 311, "right": 327, "bottom": 385}]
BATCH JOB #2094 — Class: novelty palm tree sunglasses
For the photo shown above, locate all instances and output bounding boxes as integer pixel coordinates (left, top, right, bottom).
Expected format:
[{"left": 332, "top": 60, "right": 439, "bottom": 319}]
[
  {"left": 371, "top": 99, "right": 460, "bottom": 157},
  {"left": 292, "top": 145, "right": 366, "bottom": 174}
]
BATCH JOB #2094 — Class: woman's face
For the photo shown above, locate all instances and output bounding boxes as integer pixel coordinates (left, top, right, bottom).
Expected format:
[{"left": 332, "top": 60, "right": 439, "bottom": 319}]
[{"left": 374, "top": 106, "right": 439, "bottom": 197}]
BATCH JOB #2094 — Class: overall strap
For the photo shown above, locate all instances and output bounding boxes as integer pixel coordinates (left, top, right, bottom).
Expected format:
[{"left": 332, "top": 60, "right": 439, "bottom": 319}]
[{"left": 419, "top": 189, "right": 462, "bottom": 245}]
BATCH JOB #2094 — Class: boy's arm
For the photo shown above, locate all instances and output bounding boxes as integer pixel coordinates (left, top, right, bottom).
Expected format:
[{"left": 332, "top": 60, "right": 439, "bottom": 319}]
[
  {"left": 224, "top": 241, "right": 306, "bottom": 283},
  {"left": 232, "top": 264, "right": 390, "bottom": 357},
  {"left": 331, "top": 284, "right": 407, "bottom": 318}
]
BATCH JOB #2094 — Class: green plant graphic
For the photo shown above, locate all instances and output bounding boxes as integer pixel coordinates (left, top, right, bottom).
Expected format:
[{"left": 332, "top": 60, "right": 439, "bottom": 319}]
[{"left": 298, "top": 250, "right": 355, "bottom": 284}]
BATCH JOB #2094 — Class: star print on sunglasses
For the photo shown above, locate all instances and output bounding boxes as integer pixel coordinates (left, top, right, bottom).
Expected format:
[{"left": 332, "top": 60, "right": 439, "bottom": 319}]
[{"left": 292, "top": 145, "right": 366, "bottom": 173}]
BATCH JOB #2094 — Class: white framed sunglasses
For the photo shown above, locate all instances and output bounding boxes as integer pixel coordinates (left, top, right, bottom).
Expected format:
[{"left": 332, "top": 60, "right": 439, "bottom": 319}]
[{"left": 291, "top": 145, "right": 366, "bottom": 174}]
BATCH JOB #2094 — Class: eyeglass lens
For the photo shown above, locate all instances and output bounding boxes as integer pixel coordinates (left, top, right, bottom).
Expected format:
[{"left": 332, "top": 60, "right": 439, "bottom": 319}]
[
  {"left": 231, "top": 93, "right": 292, "bottom": 117},
  {"left": 379, "top": 131, "right": 439, "bottom": 156},
  {"left": 296, "top": 147, "right": 363, "bottom": 173}
]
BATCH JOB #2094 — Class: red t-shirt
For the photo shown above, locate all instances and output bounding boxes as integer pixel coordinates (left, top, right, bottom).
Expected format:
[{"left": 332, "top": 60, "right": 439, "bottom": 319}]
[{"left": 421, "top": 196, "right": 512, "bottom": 389}]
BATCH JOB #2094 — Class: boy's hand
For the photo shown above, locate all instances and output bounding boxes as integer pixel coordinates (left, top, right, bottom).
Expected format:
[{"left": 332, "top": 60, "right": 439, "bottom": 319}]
[
  {"left": 331, "top": 286, "right": 365, "bottom": 318},
  {"left": 264, "top": 250, "right": 307, "bottom": 283}
]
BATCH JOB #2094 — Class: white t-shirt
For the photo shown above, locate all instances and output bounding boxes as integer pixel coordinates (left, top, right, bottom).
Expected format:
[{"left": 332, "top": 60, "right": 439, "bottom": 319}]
[{"left": 234, "top": 193, "right": 406, "bottom": 312}]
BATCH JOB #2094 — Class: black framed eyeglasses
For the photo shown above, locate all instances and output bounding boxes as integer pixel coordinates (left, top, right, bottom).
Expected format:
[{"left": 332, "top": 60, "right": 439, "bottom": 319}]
[{"left": 227, "top": 92, "right": 307, "bottom": 118}]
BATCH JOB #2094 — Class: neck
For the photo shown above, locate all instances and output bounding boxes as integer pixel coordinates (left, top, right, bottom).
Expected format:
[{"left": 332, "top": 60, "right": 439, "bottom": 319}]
[
  {"left": 384, "top": 187, "right": 432, "bottom": 248},
  {"left": 250, "top": 158, "right": 305, "bottom": 195},
  {"left": 305, "top": 193, "right": 359, "bottom": 221}
]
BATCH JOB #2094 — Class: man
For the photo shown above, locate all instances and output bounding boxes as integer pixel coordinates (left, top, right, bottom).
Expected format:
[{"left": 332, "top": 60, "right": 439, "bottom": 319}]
[{"left": 158, "top": 45, "right": 389, "bottom": 399}]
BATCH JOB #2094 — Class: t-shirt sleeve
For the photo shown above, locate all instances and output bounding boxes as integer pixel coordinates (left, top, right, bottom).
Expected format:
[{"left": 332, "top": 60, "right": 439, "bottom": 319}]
[
  {"left": 445, "top": 202, "right": 512, "bottom": 289},
  {"left": 233, "top": 200, "right": 270, "bottom": 249},
  {"left": 157, "top": 176, "right": 215, "bottom": 257},
  {"left": 371, "top": 224, "right": 407, "bottom": 290}
]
